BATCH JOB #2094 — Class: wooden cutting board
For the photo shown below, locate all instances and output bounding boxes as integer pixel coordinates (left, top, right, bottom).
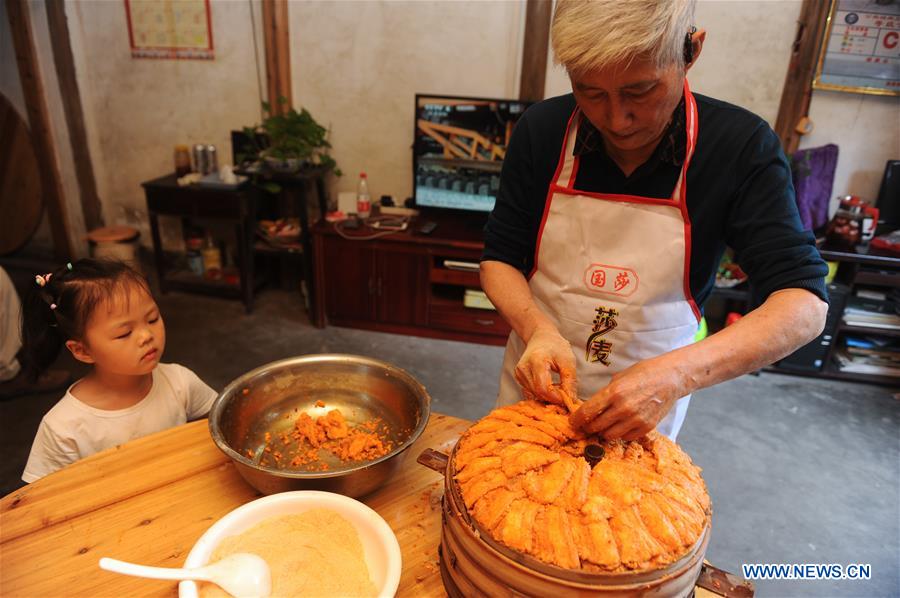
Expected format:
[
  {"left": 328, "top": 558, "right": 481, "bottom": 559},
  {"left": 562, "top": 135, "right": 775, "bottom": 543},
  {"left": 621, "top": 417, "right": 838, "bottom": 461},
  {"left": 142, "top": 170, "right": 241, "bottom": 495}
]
[{"left": 0, "top": 92, "right": 43, "bottom": 255}]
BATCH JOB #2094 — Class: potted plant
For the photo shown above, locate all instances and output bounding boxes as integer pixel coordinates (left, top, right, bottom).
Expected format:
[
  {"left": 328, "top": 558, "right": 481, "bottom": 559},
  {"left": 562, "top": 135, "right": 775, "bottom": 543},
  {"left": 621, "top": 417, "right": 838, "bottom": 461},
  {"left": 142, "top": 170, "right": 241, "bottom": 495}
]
[{"left": 238, "top": 98, "right": 341, "bottom": 191}]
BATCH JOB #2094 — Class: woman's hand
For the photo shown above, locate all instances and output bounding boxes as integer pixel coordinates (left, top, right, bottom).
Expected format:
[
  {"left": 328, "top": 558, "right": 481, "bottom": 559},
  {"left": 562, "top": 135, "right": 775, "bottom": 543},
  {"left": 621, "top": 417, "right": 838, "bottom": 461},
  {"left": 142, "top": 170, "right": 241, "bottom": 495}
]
[
  {"left": 515, "top": 327, "right": 577, "bottom": 406},
  {"left": 570, "top": 355, "right": 689, "bottom": 440}
]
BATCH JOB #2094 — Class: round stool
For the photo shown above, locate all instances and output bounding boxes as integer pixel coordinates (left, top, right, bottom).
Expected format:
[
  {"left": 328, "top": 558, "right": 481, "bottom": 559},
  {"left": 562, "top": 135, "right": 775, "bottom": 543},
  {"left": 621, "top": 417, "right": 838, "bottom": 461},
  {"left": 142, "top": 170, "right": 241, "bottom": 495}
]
[{"left": 86, "top": 226, "right": 141, "bottom": 273}]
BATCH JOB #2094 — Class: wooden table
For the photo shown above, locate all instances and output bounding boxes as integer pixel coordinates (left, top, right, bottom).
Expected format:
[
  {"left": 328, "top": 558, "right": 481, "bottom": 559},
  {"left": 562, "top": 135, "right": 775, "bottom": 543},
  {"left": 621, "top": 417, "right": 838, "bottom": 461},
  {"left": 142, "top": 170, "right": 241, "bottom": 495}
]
[
  {"left": 0, "top": 414, "right": 470, "bottom": 597},
  {"left": 1, "top": 414, "right": 747, "bottom": 598}
]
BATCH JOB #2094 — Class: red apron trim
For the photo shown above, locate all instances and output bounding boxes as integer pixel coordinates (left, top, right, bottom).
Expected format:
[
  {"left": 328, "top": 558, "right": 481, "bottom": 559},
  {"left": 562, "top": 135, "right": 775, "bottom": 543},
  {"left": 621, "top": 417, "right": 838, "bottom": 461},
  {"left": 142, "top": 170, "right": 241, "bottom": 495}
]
[
  {"left": 679, "top": 82, "right": 701, "bottom": 322},
  {"left": 528, "top": 192, "right": 556, "bottom": 280},
  {"left": 550, "top": 109, "right": 581, "bottom": 191}
]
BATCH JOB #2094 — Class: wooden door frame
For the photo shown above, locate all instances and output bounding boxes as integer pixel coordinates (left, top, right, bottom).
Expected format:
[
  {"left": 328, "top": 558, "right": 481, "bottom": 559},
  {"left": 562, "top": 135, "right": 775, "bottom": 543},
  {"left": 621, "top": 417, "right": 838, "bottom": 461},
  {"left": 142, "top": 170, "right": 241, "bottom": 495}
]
[
  {"left": 46, "top": 0, "right": 104, "bottom": 232},
  {"left": 7, "top": 0, "right": 73, "bottom": 259},
  {"left": 261, "top": 0, "right": 292, "bottom": 114},
  {"left": 774, "top": 0, "right": 832, "bottom": 155},
  {"left": 519, "top": 0, "right": 553, "bottom": 102}
]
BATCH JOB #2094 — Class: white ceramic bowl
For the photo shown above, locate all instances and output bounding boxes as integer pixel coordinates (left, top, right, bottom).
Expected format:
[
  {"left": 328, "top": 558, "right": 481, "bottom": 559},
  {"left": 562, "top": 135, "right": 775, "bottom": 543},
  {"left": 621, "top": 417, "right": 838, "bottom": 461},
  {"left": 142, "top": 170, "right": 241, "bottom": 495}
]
[{"left": 178, "top": 491, "right": 402, "bottom": 598}]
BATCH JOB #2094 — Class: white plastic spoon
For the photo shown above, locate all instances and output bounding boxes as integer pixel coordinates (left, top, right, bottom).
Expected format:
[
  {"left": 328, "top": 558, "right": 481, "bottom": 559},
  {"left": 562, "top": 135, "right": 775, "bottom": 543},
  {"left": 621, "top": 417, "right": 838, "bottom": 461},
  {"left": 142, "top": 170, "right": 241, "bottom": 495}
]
[{"left": 99, "top": 552, "right": 271, "bottom": 598}]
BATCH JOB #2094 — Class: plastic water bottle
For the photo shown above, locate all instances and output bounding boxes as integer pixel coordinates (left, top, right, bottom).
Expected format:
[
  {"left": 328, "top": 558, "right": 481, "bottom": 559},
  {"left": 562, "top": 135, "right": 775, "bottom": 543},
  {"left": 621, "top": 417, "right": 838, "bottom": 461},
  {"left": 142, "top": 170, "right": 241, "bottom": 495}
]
[{"left": 356, "top": 172, "right": 371, "bottom": 220}]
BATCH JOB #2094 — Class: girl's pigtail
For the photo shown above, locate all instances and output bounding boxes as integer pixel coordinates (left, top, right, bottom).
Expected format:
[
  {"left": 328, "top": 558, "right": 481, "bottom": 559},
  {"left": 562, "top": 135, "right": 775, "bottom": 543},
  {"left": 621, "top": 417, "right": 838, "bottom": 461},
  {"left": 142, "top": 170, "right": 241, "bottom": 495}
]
[{"left": 20, "top": 272, "right": 65, "bottom": 382}]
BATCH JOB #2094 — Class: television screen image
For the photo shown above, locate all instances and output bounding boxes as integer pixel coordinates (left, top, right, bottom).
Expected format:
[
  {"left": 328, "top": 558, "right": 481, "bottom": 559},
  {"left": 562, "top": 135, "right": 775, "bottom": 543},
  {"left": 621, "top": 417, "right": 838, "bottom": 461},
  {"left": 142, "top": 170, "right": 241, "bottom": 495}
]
[{"left": 414, "top": 95, "right": 531, "bottom": 213}]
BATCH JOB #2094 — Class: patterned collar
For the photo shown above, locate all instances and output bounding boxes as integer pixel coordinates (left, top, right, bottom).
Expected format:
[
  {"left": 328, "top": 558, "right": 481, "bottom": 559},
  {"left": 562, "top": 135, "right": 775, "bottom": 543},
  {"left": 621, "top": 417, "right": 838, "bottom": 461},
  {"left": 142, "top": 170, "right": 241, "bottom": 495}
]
[{"left": 573, "top": 94, "right": 687, "bottom": 167}]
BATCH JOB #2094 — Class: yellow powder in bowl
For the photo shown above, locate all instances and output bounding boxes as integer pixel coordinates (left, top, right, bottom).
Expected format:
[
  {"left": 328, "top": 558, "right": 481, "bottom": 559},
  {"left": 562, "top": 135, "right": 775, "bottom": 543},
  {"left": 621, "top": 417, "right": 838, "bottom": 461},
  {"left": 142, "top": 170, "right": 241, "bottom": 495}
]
[{"left": 197, "top": 509, "right": 377, "bottom": 597}]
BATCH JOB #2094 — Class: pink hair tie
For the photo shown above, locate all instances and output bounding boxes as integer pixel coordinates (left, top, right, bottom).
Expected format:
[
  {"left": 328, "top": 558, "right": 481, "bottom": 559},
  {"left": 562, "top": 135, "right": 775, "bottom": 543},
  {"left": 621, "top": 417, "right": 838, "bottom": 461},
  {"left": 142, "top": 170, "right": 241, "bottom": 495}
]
[{"left": 35, "top": 273, "right": 53, "bottom": 287}]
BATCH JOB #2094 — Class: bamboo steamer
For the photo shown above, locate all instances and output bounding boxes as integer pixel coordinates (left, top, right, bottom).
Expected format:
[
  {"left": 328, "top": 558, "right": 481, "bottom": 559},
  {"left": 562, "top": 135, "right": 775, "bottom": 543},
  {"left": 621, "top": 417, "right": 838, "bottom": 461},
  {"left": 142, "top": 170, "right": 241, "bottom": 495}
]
[{"left": 418, "top": 444, "right": 710, "bottom": 598}]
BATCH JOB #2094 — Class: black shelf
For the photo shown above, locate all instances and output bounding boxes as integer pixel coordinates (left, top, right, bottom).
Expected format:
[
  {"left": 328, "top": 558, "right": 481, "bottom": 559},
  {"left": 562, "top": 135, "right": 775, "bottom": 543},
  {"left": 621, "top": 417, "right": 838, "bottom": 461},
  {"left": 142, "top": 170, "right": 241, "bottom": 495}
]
[
  {"left": 163, "top": 270, "right": 241, "bottom": 297},
  {"left": 819, "top": 247, "right": 900, "bottom": 267},
  {"left": 854, "top": 270, "right": 899, "bottom": 288},
  {"left": 839, "top": 323, "right": 900, "bottom": 339},
  {"left": 254, "top": 239, "right": 304, "bottom": 256},
  {"left": 767, "top": 364, "right": 900, "bottom": 387}
]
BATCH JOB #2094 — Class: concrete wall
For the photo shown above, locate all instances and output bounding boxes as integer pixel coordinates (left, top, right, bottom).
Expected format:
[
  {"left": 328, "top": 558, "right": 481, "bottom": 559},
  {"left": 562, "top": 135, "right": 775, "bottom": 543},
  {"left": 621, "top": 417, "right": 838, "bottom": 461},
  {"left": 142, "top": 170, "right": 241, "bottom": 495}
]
[
  {"left": 17, "top": 0, "right": 521, "bottom": 252},
  {"left": 10, "top": 0, "right": 897, "bottom": 256},
  {"left": 288, "top": 0, "right": 524, "bottom": 202},
  {"left": 802, "top": 91, "right": 899, "bottom": 204},
  {"left": 545, "top": 0, "right": 899, "bottom": 211},
  {"left": 66, "top": 0, "right": 265, "bottom": 249}
]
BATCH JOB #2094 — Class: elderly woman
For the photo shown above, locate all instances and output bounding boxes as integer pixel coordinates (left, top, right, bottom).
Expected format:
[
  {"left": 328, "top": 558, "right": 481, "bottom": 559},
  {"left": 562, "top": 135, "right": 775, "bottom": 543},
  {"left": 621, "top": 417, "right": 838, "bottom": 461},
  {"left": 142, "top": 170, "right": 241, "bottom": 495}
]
[{"left": 480, "top": 0, "right": 828, "bottom": 441}]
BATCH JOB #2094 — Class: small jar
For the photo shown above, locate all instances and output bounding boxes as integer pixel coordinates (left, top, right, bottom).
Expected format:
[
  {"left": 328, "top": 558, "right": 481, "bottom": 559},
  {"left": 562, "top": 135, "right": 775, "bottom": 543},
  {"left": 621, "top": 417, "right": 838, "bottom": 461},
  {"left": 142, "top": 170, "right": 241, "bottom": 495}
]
[
  {"left": 174, "top": 145, "right": 191, "bottom": 177},
  {"left": 826, "top": 195, "right": 865, "bottom": 248}
]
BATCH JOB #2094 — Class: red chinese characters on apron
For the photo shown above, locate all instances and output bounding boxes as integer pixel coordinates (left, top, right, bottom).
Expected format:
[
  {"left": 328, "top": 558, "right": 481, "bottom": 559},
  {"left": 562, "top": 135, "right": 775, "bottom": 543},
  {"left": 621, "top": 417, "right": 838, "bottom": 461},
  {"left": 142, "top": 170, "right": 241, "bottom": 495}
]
[{"left": 497, "top": 80, "right": 701, "bottom": 441}]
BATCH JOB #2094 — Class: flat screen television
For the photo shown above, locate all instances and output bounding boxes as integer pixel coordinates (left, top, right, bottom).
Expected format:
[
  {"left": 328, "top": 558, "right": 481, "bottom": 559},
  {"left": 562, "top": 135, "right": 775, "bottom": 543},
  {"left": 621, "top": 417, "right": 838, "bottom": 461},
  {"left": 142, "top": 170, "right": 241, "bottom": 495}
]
[{"left": 413, "top": 94, "right": 532, "bottom": 215}]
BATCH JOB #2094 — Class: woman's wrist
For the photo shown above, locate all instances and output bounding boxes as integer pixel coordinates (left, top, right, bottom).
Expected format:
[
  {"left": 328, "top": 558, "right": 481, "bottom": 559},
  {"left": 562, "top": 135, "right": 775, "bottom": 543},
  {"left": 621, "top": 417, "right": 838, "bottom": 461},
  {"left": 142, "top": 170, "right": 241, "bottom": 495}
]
[
  {"left": 654, "top": 347, "right": 705, "bottom": 398},
  {"left": 521, "top": 316, "right": 560, "bottom": 345}
]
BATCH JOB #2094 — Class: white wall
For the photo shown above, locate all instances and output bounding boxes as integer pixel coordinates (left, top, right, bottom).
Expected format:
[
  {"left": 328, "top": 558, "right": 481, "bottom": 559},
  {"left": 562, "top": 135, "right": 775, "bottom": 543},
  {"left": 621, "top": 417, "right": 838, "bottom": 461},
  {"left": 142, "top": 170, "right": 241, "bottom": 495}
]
[
  {"left": 30, "top": 0, "right": 523, "bottom": 252},
  {"left": 546, "top": 0, "right": 800, "bottom": 126},
  {"left": 65, "top": 0, "right": 265, "bottom": 249},
  {"left": 288, "top": 0, "right": 525, "bottom": 202},
  {"left": 545, "top": 0, "right": 899, "bottom": 213},
  {"left": 802, "top": 91, "right": 899, "bottom": 203},
  {"left": 15, "top": 0, "right": 895, "bottom": 254},
  {"left": 5, "top": 0, "right": 265, "bottom": 254}
]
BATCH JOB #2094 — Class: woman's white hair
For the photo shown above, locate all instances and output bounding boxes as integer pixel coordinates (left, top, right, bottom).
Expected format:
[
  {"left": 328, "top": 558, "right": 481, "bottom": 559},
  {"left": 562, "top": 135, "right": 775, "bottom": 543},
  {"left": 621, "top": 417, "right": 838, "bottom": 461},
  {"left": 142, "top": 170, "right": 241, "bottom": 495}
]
[{"left": 552, "top": 0, "right": 696, "bottom": 76}]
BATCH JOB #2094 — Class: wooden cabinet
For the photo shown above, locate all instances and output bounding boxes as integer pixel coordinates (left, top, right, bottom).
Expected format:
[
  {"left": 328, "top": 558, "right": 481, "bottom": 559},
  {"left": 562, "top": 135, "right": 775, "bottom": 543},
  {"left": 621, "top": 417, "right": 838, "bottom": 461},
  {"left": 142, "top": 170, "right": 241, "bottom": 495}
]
[
  {"left": 319, "top": 235, "right": 376, "bottom": 321},
  {"left": 142, "top": 174, "right": 259, "bottom": 313},
  {"left": 312, "top": 217, "right": 510, "bottom": 345},
  {"left": 376, "top": 247, "right": 429, "bottom": 326}
]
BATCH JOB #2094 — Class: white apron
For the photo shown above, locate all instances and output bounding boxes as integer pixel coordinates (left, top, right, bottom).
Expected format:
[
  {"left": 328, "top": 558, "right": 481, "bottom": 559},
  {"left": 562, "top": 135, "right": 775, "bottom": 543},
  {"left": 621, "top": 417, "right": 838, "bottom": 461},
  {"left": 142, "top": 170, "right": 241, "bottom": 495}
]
[{"left": 497, "top": 80, "right": 702, "bottom": 441}]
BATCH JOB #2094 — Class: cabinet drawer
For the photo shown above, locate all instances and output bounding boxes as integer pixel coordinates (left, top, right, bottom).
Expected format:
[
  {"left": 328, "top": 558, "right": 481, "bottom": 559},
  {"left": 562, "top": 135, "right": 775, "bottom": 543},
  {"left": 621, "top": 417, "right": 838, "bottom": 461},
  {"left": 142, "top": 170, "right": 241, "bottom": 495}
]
[
  {"left": 145, "top": 189, "right": 249, "bottom": 218},
  {"left": 429, "top": 303, "right": 509, "bottom": 336}
]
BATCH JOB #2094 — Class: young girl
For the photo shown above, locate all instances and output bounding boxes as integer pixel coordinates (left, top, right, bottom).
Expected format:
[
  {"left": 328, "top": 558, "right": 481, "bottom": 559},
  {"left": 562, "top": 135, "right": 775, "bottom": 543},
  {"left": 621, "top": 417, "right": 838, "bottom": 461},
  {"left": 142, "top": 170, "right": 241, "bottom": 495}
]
[{"left": 20, "top": 259, "right": 217, "bottom": 482}]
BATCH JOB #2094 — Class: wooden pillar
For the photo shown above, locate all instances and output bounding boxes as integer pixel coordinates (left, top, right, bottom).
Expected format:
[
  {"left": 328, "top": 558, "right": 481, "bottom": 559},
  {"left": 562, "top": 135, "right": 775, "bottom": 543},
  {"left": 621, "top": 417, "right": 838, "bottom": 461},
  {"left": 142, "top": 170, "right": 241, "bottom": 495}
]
[
  {"left": 7, "top": 0, "right": 73, "bottom": 259},
  {"left": 519, "top": 0, "right": 553, "bottom": 102},
  {"left": 46, "top": 0, "right": 104, "bottom": 232},
  {"left": 262, "top": 0, "right": 292, "bottom": 114},
  {"left": 774, "top": 0, "right": 832, "bottom": 155}
]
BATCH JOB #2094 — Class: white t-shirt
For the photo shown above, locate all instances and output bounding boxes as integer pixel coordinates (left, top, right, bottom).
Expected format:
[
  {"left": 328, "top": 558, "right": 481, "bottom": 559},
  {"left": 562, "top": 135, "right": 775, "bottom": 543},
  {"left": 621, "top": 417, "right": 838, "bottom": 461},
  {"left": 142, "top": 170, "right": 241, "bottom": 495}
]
[{"left": 22, "top": 363, "right": 217, "bottom": 483}]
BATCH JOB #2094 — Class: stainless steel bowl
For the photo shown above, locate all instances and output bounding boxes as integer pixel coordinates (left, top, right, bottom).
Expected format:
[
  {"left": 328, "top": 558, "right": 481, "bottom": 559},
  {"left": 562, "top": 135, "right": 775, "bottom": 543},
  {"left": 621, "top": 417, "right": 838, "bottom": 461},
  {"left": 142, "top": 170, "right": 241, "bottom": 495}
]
[{"left": 209, "top": 354, "right": 431, "bottom": 497}]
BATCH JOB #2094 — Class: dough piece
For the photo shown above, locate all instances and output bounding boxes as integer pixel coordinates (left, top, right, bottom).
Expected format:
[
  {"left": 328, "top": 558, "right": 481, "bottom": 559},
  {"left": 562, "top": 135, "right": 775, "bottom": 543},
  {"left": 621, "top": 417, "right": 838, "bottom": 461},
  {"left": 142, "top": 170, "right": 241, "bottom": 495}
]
[{"left": 455, "top": 400, "right": 710, "bottom": 573}]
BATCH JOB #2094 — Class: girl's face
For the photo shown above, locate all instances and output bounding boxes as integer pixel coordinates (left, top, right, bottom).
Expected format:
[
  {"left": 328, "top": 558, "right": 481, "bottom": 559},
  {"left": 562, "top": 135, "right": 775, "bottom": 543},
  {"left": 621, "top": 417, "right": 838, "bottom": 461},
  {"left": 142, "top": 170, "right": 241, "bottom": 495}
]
[{"left": 67, "top": 284, "right": 166, "bottom": 376}]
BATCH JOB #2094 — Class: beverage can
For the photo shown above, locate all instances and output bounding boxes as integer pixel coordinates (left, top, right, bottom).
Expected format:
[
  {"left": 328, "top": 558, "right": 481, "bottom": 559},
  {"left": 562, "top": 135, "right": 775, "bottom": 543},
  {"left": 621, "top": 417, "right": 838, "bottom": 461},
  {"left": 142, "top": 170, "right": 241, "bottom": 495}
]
[
  {"left": 205, "top": 145, "right": 218, "bottom": 174},
  {"left": 192, "top": 144, "right": 207, "bottom": 174}
]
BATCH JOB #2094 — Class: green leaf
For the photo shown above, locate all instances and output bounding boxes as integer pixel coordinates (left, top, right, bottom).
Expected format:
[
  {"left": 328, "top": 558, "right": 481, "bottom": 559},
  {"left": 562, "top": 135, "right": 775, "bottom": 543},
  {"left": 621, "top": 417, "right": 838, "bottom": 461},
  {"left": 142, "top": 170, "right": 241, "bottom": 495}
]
[
  {"left": 262, "top": 182, "right": 282, "bottom": 195},
  {"left": 242, "top": 102, "right": 339, "bottom": 173}
]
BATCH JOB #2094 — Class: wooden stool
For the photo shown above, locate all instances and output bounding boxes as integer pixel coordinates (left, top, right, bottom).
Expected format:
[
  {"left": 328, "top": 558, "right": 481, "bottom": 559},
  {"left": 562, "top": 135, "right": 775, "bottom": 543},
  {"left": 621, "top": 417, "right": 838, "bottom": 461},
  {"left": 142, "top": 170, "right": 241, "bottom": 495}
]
[{"left": 86, "top": 225, "right": 141, "bottom": 272}]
